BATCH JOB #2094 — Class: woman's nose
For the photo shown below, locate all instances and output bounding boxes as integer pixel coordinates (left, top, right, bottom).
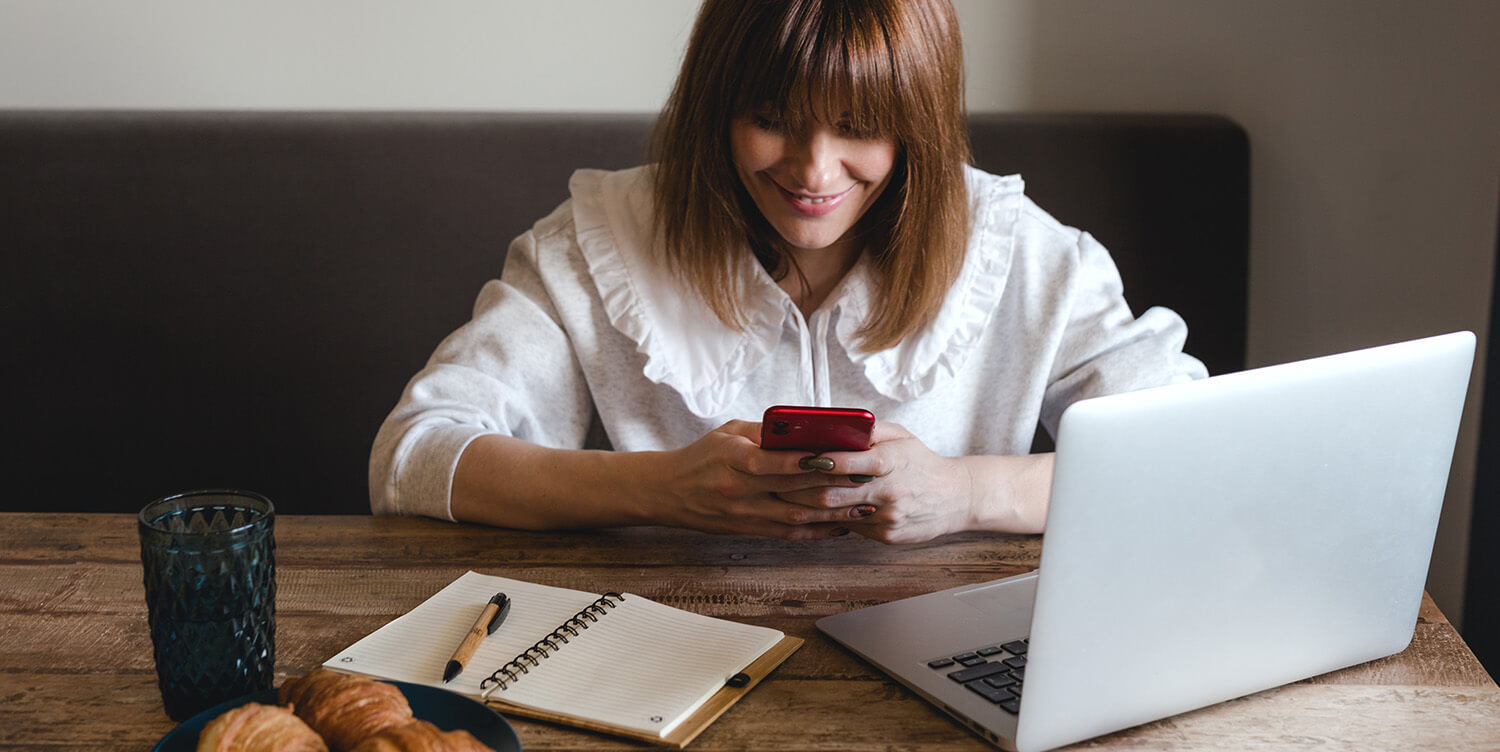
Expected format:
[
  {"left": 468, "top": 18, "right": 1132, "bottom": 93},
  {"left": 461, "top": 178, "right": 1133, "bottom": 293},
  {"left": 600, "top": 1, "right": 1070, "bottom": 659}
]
[{"left": 785, "top": 126, "right": 841, "bottom": 193}]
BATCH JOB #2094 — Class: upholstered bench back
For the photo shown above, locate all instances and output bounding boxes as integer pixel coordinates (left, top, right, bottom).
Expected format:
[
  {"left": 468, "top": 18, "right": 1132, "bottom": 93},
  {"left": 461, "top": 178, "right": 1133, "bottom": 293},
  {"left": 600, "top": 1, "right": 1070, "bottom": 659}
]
[{"left": 1, "top": 112, "right": 1246, "bottom": 513}]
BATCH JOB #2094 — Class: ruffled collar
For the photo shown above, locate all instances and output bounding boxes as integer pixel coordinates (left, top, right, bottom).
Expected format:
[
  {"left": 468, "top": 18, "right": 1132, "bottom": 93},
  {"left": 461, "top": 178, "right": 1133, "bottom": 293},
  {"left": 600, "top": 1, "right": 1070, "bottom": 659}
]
[{"left": 569, "top": 165, "right": 1022, "bottom": 417}]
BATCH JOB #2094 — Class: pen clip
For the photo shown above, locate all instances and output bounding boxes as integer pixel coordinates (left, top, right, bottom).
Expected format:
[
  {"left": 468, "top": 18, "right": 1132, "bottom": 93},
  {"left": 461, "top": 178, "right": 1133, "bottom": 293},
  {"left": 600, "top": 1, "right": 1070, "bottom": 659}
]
[{"left": 486, "top": 593, "right": 511, "bottom": 635}]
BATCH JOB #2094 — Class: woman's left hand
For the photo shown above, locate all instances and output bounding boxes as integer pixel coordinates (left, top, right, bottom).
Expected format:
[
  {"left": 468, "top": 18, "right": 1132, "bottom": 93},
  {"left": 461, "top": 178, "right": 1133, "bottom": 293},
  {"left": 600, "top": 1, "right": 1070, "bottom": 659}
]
[{"left": 773, "top": 421, "right": 1053, "bottom": 543}]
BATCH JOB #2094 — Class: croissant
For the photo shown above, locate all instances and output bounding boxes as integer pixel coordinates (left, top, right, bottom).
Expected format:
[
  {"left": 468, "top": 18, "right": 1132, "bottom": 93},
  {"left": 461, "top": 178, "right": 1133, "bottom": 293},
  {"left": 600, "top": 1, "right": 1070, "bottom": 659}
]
[
  {"left": 195, "top": 702, "right": 328, "bottom": 752},
  {"left": 349, "top": 720, "right": 494, "bottom": 752},
  {"left": 278, "top": 669, "right": 414, "bottom": 752}
]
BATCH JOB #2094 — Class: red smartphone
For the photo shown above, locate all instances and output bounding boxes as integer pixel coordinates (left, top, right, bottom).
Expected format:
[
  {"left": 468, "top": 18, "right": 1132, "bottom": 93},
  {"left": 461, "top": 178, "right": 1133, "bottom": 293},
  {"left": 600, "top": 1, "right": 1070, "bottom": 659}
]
[{"left": 760, "top": 405, "right": 875, "bottom": 453}]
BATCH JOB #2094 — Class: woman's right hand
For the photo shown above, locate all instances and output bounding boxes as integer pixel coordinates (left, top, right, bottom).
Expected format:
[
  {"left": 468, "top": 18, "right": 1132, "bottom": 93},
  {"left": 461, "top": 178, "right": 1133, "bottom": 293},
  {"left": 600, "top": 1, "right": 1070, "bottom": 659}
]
[{"left": 646, "top": 420, "right": 873, "bottom": 540}]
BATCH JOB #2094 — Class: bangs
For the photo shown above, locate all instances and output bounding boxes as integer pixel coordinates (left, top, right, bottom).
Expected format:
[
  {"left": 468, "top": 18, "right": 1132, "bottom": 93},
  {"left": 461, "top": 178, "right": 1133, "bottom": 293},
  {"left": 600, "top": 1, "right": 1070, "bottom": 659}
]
[{"left": 730, "top": 0, "right": 905, "bottom": 138}]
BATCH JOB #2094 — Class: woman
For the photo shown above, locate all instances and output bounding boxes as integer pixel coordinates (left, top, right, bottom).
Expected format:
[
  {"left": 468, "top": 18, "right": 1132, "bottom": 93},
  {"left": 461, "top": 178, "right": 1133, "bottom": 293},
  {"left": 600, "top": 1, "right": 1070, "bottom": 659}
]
[{"left": 369, "top": 0, "right": 1205, "bottom": 543}]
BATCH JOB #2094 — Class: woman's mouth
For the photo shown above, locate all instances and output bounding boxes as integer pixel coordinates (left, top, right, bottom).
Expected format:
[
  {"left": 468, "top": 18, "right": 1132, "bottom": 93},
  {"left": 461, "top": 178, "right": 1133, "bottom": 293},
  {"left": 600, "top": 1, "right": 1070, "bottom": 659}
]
[{"left": 773, "top": 181, "right": 854, "bottom": 217}]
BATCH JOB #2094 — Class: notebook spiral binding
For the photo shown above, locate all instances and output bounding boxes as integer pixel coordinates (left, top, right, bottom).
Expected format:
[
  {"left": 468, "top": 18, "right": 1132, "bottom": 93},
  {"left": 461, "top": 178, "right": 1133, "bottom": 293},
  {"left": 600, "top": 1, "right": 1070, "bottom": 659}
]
[{"left": 479, "top": 592, "right": 626, "bottom": 697}]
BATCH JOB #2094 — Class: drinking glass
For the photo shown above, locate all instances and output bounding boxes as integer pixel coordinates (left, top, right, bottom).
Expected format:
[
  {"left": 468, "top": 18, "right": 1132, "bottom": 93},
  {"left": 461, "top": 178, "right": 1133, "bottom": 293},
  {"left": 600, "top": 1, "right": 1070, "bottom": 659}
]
[{"left": 138, "top": 489, "right": 276, "bottom": 721}]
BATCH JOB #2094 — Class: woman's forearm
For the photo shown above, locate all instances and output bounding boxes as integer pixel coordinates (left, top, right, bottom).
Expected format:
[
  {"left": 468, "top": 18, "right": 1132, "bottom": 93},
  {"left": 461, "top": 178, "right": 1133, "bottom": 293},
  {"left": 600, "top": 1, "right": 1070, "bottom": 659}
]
[{"left": 451, "top": 434, "right": 669, "bottom": 529}]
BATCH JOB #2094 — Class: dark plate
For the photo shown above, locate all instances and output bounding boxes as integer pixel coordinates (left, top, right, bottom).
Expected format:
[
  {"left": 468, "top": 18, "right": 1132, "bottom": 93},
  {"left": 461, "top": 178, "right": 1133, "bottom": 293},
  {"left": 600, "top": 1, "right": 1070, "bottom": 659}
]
[{"left": 150, "top": 680, "right": 522, "bottom": 751}]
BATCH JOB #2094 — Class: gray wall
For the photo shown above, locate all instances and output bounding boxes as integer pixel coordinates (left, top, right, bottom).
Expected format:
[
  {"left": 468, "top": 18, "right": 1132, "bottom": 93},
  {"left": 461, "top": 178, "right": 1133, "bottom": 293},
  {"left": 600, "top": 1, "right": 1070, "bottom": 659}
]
[{"left": 4, "top": 0, "right": 1498, "bottom": 628}]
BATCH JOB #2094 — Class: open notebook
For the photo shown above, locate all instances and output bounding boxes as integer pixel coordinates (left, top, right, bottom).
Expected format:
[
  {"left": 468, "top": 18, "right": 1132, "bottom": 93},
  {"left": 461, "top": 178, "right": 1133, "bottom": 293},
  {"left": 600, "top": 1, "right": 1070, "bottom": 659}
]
[{"left": 325, "top": 571, "right": 802, "bottom": 747}]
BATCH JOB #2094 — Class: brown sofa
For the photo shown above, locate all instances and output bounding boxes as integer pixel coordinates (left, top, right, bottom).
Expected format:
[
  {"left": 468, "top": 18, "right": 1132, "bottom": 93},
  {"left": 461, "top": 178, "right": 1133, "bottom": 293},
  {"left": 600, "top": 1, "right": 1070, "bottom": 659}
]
[{"left": 0, "top": 112, "right": 1247, "bottom": 513}]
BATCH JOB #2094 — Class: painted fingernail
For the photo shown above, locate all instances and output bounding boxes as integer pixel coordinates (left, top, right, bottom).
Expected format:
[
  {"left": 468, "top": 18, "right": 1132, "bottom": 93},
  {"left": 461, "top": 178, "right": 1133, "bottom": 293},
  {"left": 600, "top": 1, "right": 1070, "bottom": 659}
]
[
  {"left": 856, "top": 505, "right": 877, "bottom": 518},
  {"left": 799, "top": 456, "right": 835, "bottom": 472},
  {"left": 850, "top": 474, "right": 876, "bottom": 483},
  {"left": 831, "top": 527, "right": 850, "bottom": 537}
]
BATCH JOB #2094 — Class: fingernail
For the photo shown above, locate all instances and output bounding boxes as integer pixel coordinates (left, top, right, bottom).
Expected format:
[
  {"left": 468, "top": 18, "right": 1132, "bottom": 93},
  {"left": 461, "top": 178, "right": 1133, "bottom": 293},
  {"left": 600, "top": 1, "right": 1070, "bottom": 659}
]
[
  {"left": 799, "top": 456, "right": 835, "bottom": 472},
  {"left": 850, "top": 474, "right": 875, "bottom": 484},
  {"left": 831, "top": 527, "right": 850, "bottom": 537},
  {"left": 856, "top": 505, "right": 877, "bottom": 518}
]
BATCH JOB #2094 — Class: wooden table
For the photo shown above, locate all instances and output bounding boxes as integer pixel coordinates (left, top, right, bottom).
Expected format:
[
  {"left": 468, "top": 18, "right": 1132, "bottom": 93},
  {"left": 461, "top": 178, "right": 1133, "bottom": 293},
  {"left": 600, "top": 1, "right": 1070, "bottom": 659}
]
[{"left": 3, "top": 513, "right": 1498, "bottom": 750}]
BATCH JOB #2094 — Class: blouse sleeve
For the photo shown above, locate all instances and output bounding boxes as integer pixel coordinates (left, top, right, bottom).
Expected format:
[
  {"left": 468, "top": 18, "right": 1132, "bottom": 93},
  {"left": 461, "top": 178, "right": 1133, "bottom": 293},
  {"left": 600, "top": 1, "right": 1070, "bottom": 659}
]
[
  {"left": 368, "top": 219, "right": 595, "bottom": 520},
  {"left": 1037, "top": 230, "right": 1208, "bottom": 437}
]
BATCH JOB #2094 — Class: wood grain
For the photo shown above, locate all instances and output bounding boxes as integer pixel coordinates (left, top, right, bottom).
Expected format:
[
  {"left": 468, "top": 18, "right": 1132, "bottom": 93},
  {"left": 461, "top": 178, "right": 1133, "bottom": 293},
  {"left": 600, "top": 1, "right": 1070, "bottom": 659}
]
[{"left": 1, "top": 513, "right": 1495, "bottom": 751}]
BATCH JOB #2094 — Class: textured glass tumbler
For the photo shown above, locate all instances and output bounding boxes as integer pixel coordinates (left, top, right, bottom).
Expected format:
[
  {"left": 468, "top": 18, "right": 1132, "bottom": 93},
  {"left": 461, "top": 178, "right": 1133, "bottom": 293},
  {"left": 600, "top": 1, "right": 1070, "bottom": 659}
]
[{"left": 139, "top": 489, "right": 276, "bottom": 721}]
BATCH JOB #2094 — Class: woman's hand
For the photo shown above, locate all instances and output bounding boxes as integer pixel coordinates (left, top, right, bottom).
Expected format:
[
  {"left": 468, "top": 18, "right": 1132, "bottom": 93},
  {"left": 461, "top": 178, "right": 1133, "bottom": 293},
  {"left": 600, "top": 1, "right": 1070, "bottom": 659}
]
[
  {"left": 646, "top": 420, "right": 869, "bottom": 540},
  {"left": 773, "top": 422, "right": 1055, "bottom": 543}
]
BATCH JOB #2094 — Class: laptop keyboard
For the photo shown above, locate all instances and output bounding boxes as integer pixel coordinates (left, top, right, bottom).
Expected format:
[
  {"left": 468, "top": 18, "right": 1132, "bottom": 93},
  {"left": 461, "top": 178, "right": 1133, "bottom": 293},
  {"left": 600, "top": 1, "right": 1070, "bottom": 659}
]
[{"left": 926, "top": 639, "right": 1027, "bottom": 714}]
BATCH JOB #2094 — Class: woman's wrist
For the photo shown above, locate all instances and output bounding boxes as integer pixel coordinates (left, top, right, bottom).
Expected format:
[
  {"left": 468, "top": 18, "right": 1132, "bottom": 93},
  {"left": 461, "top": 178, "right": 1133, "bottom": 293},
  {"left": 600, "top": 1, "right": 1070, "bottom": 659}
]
[{"left": 956, "top": 453, "right": 1054, "bottom": 535}]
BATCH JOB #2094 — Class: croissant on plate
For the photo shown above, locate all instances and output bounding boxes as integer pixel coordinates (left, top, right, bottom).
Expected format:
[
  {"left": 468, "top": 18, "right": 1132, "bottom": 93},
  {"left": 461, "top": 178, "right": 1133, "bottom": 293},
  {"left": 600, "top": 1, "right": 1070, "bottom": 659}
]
[
  {"left": 277, "top": 669, "right": 415, "bottom": 752},
  {"left": 195, "top": 701, "right": 328, "bottom": 752},
  {"left": 349, "top": 720, "right": 494, "bottom": 752}
]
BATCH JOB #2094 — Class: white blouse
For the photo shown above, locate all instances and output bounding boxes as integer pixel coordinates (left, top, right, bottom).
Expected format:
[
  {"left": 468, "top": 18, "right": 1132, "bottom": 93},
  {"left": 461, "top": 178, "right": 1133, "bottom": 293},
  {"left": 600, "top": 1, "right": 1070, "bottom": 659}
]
[{"left": 369, "top": 165, "right": 1206, "bottom": 520}]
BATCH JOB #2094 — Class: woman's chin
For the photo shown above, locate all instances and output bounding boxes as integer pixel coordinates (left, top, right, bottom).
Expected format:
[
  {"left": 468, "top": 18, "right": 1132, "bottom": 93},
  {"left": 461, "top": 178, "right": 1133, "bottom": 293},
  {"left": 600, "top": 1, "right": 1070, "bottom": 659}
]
[{"left": 770, "top": 226, "right": 848, "bottom": 253}]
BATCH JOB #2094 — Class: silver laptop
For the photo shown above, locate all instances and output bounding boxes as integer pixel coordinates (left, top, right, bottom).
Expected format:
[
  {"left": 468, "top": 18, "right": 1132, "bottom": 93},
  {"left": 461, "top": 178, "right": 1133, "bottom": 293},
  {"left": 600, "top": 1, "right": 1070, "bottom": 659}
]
[{"left": 817, "top": 331, "right": 1474, "bottom": 752}]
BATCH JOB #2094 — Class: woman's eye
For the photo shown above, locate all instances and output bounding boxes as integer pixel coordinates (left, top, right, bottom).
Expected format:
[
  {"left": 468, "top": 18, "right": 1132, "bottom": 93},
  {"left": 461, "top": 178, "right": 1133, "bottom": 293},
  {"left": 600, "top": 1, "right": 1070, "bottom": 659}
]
[
  {"left": 752, "top": 115, "right": 786, "bottom": 132},
  {"left": 835, "top": 120, "right": 878, "bottom": 139}
]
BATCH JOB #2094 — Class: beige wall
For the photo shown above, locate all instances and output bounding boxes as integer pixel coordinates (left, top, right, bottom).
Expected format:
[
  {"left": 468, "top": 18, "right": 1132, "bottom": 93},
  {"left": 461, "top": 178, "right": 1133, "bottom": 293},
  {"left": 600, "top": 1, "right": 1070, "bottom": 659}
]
[
  {"left": 3, "top": 0, "right": 1497, "bottom": 626},
  {"left": 1007, "top": 1, "right": 1500, "bottom": 630}
]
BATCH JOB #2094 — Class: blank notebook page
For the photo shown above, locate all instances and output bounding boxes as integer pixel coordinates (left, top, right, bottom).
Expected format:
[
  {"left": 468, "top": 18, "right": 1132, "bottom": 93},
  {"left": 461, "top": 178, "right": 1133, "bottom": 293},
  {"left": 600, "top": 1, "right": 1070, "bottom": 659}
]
[{"left": 325, "top": 570, "right": 784, "bottom": 737}]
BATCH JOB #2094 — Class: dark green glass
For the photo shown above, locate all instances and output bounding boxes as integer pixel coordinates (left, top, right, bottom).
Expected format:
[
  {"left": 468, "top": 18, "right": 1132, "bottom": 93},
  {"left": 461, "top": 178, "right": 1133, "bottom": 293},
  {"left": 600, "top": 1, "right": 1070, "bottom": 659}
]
[{"left": 138, "top": 490, "right": 276, "bottom": 721}]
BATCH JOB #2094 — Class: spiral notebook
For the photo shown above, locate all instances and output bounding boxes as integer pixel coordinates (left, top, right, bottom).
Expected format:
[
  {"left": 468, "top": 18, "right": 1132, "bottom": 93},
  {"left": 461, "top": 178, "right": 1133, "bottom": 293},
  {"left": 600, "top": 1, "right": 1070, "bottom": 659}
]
[{"left": 324, "top": 571, "right": 801, "bottom": 747}]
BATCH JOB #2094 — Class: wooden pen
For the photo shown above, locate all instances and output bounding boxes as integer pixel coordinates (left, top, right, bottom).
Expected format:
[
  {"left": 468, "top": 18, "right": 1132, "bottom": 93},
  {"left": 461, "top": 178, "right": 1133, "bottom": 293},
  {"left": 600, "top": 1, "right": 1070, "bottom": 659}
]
[{"left": 443, "top": 592, "right": 510, "bottom": 682}]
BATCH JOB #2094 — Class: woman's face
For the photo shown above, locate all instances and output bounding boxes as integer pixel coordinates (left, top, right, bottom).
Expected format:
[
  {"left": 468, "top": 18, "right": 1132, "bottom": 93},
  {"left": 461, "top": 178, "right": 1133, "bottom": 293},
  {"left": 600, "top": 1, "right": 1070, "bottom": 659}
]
[{"left": 729, "top": 106, "right": 898, "bottom": 255}]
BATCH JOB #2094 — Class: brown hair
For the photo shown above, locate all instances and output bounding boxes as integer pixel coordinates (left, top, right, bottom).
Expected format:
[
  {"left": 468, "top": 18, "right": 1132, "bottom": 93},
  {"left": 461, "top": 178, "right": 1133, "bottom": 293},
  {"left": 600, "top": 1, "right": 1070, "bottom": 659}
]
[{"left": 650, "top": 0, "right": 971, "bottom": 352}]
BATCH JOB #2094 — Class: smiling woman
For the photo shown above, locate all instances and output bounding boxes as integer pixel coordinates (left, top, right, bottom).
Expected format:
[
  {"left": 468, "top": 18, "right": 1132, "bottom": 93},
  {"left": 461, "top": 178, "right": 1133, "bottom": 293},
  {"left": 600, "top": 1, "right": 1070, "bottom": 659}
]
[{"left": 369, "top": 0, "right": 1208, "bottom": 546}]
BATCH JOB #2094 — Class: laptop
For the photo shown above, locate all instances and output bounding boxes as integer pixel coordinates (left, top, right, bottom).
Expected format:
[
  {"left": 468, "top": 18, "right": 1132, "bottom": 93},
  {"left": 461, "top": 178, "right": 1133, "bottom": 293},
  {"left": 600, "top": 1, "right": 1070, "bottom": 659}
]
[{"left": 817, "top": 331, "right": 1474, "bottom": 752}]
